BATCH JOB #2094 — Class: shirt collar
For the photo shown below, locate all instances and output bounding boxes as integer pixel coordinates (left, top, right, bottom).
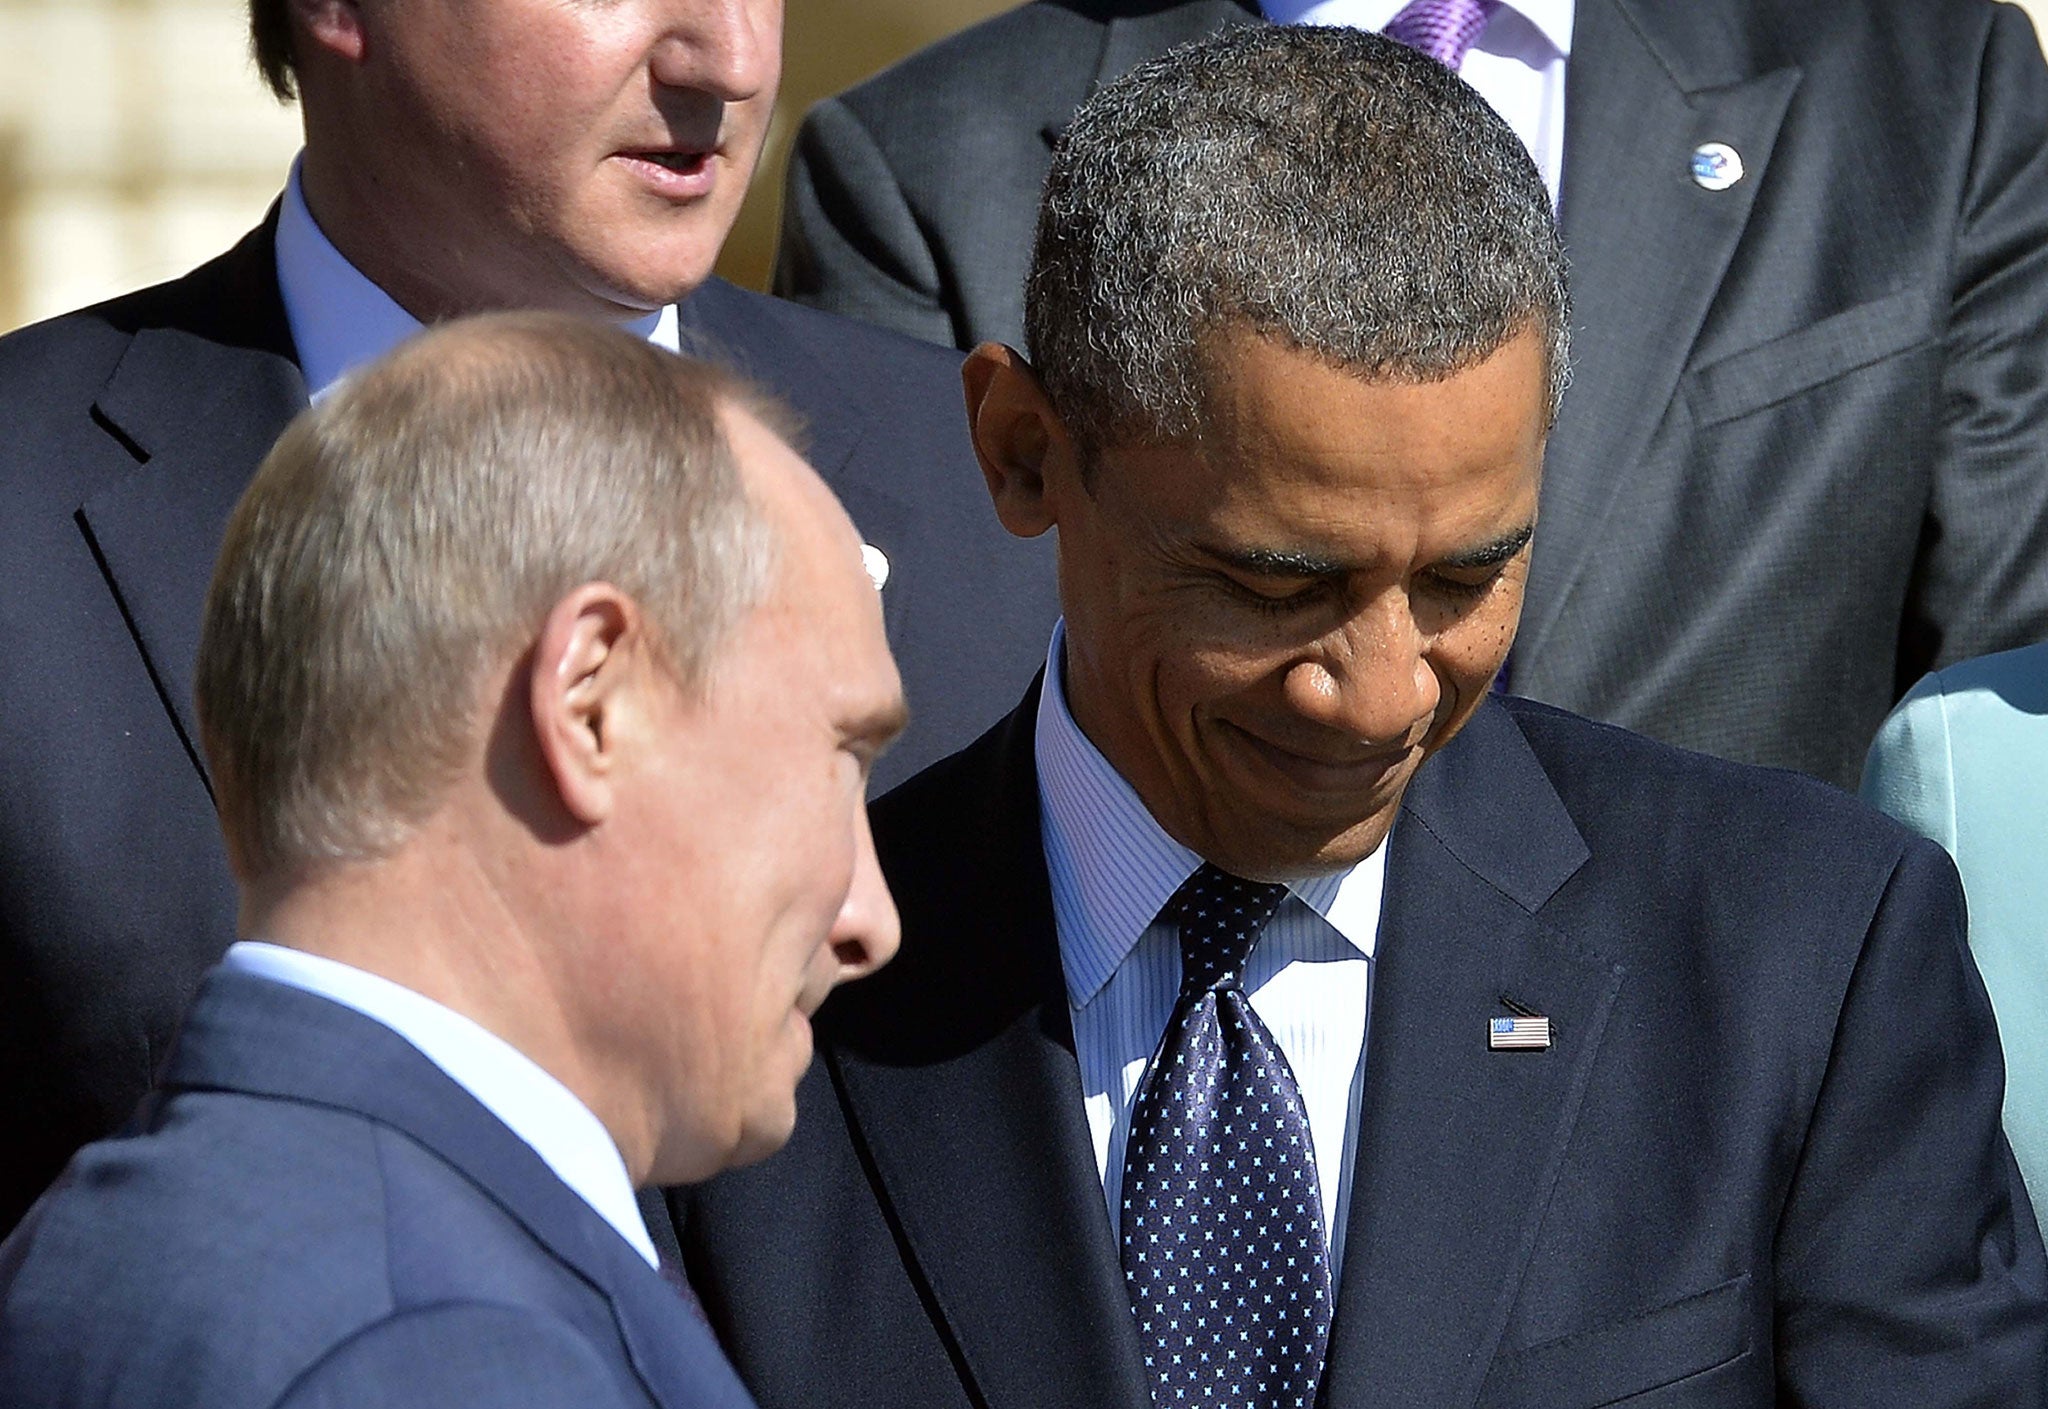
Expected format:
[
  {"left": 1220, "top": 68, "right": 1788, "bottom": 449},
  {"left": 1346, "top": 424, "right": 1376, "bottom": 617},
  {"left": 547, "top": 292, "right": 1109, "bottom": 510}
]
[
  {"left": 221, "top": 940, "right": 660, "bottom": 1268},
  {"left": 1034, "top": 622, "right": 1385, "bottom": 1009},
  {"left": 273, "top": 154, "right": 679, "bottom": 403},
  {"left": 1258, "top": 0, "right": 1573, "bottom": 60}
]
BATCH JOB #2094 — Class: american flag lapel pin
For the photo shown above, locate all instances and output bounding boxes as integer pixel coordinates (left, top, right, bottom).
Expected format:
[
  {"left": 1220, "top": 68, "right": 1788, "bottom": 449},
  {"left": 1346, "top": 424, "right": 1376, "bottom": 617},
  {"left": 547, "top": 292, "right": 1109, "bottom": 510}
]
[{"left": 1489, "top": 995, "right": 1551, "bottom": 1051}]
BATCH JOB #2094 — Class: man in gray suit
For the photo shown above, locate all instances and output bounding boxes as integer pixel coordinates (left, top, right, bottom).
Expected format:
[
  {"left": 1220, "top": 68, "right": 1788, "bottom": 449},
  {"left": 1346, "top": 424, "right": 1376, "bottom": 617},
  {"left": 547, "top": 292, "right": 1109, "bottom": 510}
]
[{"left": 773, "top": 0, "right": 2048, "bottom": 790}]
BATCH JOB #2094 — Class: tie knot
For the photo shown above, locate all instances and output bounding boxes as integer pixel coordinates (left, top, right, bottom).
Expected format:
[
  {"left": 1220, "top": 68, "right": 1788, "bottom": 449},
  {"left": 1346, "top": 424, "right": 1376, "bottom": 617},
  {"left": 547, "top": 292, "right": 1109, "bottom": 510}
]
[
  {"left": 1165, "top": 863, "right": 1290, "bottom": 995},
  {"left": 1383, "top": 0, "right": 1501, "bottom": 69}
]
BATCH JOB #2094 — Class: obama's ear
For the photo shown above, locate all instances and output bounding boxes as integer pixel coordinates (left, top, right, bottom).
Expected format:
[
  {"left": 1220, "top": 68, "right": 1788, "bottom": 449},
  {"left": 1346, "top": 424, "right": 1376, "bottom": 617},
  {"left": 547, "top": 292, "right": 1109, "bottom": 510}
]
[{"left": 962, "top": 343, "right": 1087, "bottom": 539}]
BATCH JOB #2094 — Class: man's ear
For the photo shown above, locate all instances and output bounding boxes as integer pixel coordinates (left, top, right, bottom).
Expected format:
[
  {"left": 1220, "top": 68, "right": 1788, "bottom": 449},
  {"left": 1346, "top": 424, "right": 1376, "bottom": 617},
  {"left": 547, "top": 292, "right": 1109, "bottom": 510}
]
[
  {"left": 527, "top": 583, "right": 645, "bottom": 828},
  {"left": 962, "top": 343, "right": 1084, "bottom": 539},
  {"left": 289, "top": 0, "right": 367, "bottom": 63}
]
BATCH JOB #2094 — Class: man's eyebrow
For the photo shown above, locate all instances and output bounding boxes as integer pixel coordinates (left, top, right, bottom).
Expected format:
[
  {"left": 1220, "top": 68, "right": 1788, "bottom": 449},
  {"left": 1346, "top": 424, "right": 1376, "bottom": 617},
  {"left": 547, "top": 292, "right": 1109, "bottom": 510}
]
[
  {"left": 1200, "top": 544, "right": 1350, "bottom": 579},
  {"left": 1438, "top": 523, "right": 1535, "bottom": 571}
]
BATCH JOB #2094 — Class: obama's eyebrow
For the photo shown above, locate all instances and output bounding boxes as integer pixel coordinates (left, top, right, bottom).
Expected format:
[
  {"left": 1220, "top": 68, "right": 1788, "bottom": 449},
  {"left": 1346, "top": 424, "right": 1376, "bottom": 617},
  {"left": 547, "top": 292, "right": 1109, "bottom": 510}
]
[
  {"left": 1198, "top": 545, "right": 1350, "bottom": 579},
  {"left": 1437, "top": 523, "right": 1536, "bottom": 571},
  {"left": 1194, "top": 522, "right": 1536, "bottom": 579}
]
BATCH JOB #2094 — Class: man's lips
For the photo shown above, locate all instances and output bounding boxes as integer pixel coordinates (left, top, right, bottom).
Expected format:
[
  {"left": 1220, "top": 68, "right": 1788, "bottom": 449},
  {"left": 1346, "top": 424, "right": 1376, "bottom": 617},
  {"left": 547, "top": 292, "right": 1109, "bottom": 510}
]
[
  {"left": 1222, "top": 720, "right": 1419, "bottom": 794},
  {"left": 614, "top": 148, "right": 717, "bottom": 198}
]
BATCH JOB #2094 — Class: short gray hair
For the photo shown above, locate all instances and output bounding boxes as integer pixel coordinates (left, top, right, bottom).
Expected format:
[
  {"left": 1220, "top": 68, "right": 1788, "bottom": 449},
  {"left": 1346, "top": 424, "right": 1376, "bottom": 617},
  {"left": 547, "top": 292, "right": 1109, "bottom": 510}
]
[
  {"left": 1025, "top": 24, "right": 1570, "bottom": 456},
  {"left": 197, "top": 313, "right": 780, "bottom": 880}
]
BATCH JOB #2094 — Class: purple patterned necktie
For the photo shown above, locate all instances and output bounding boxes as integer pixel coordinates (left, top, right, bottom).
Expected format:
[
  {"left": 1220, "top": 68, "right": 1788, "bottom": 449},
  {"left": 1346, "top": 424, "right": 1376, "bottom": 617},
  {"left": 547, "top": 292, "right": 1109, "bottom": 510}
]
[
  {"left": 1120, "top": 865, "right": 1334, "bottom": 1409},
  {"left": 1383, "top": 0, "right": 1502, "bottom": 69}
]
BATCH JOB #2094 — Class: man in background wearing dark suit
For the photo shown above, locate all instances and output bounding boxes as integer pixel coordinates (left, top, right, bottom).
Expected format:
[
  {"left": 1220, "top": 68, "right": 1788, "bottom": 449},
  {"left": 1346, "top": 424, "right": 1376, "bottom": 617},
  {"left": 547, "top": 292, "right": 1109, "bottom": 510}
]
[
  {"left": 0, "top": 0, "right": 1056, "bottom": 1233},
  {"left": 774, "top": 0, "right": 2048, "bottom": 793},
  {"left": 680, "top": 31, "right": 2048, "bottom": 1407},
  {"left": 0, "top": 315, "right": 904, "bottom": 1406}
]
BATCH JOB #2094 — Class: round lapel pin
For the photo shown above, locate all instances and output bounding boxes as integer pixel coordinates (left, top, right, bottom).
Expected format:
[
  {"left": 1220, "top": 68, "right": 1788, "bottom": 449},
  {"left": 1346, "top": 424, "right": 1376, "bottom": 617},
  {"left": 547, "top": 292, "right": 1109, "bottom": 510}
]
[
  {"left": 1690, "top": 142, "right": 1745, "bottom": 192},
  {"left": 861, "top": 543, "right": 891, "bottom": 591}
]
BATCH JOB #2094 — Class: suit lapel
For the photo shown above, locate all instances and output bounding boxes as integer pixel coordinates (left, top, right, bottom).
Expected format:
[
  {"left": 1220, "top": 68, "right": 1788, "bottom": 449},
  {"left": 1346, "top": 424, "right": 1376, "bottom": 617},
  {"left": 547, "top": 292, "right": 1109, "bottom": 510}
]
[
  {"left": 1517, "top": 0, "right": 1800, "bottom": 668},
  {"left": 76, "top": 223, "right": 307, "bottom": 793},
  {"left": 1318, "top": 703, "right": 1621, "bottom": 1409},
  {"left": 835, "top": 695, "right": 1153, "bottom": 1409}
]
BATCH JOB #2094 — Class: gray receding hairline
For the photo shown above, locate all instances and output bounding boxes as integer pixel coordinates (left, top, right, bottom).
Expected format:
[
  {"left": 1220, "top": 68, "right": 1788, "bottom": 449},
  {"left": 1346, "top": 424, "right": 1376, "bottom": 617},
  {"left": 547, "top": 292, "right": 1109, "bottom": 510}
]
[
  {"left": 1024, "top": 24, "right": 1571, "bottom": 456},
  {"left": 196, "top": 312, "right": 785, "bottom": 882}
]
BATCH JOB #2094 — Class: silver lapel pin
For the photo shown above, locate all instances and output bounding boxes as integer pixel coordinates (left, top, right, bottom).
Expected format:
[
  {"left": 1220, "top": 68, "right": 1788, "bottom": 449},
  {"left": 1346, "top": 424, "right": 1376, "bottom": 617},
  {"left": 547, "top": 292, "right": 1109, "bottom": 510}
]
[{"left": 1690, "top": 141, "right": 1745, "bottom": 192}]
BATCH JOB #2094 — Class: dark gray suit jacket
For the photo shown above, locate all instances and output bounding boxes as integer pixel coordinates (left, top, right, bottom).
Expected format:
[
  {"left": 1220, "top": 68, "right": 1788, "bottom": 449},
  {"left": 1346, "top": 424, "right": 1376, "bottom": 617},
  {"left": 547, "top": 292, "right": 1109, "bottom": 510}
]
[
  {"left": 0, "top": 970, "right": 756, "bottom": 1409},
  {"left": 677, "top": 690, "right": 2048, "bottom": 1408},
  {"left": 774, "top": 0, "right": 2048, "bottom": 789},
  {"left": 0, "top": 220, "right": 1058, "bottom": 1235}
]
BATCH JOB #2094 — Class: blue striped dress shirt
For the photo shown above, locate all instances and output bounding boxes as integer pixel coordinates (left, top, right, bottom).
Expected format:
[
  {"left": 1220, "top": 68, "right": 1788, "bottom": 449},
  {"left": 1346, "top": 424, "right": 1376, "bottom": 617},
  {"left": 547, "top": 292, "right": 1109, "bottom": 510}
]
[{"left": 1034, "top": 623, "right": 1386, "bottom": 1282}]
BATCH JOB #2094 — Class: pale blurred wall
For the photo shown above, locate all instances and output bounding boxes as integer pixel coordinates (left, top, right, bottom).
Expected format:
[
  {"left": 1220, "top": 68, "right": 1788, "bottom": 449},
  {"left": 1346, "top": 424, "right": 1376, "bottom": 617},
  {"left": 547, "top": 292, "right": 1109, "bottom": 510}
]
[{"left": 1, "top": 0, "right": 2045, "bottom": 334}]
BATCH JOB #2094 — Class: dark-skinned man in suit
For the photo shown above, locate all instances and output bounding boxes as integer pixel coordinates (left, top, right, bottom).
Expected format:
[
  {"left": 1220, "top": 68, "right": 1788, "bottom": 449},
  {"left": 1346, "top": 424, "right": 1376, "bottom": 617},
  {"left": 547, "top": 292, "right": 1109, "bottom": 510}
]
[
  {"left": 0, "top": 0, "right": 1057, "bottom": 1233},
  {"left": 677, "top": 29, "right": 2048, "bottom": 1408}
]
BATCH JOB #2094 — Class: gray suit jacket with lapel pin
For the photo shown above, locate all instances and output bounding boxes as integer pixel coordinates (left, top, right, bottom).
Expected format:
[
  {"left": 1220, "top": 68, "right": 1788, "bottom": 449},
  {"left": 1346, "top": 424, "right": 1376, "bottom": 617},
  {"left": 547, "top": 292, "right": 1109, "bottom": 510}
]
[{"left": 771, "top": 0, "right": 2048, "bottom": 792}]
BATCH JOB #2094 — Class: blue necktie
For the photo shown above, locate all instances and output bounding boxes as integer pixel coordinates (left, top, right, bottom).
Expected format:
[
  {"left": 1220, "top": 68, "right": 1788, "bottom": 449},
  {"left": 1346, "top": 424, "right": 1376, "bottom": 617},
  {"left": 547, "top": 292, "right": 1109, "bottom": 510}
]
[{"left": 1120, "top": 865, "right": 1335, "bottom": 1409}]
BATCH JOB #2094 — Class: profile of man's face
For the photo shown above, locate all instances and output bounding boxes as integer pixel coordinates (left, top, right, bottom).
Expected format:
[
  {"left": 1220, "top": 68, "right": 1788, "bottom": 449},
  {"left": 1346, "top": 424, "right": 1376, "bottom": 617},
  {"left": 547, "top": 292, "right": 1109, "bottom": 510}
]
[
  {"left": 1052, "top": 327, "right": 1549, "bottom": 881},
  {"left": 344, "top": 0, "right": 782, "bottom": 315},
  {"left": 596, "top": 409, "right": 905, "bottom": 1183}
]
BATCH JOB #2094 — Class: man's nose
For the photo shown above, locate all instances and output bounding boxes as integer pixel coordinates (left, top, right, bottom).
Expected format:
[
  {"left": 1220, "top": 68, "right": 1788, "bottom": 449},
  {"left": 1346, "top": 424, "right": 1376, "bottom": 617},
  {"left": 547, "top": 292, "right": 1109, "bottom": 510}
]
[
  {"left": 828, "top": 806, "right": 901, "bottom": 984},
  {"left": 1280, "top": 595, "right": 1441, "bottom": 747},
  {"left": 651, "top": 0, "right": 779, "bottom": 102}
]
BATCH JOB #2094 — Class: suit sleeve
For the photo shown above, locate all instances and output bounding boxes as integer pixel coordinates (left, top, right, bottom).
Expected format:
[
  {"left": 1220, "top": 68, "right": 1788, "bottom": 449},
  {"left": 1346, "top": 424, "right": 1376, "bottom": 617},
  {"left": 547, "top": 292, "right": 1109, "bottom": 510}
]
[
  {"left": 771, "top": 97, "right": 964, "bottom": 349},
  {"left": 1858, "top": 672, "right": 1959, "bottom": 852},
  {"left": 270, "top": 1304, "right": 648, "bottom": 1409},
  {"left": 1772, "top": 838, "right": 2048, "bottom": 1405},
  {"left": 1909, "top": 4, "right": 2048, "bottom": 678}
]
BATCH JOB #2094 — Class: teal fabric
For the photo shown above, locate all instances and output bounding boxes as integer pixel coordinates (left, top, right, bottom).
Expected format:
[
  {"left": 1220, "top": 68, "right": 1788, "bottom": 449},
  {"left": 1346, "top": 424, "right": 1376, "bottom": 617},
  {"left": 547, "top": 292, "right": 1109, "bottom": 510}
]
[{"left": 1864, "top": 642, "right": 2048, "bottom": 1201}]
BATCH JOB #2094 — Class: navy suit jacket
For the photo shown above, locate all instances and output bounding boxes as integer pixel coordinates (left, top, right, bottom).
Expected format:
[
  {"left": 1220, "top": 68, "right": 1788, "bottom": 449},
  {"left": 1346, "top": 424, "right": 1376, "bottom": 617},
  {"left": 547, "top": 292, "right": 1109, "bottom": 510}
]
[
  {"left": 0, "top": 220, "right": 1057, "bottom": 1233},
  {"left": 676, "top": 691, "right": 2048, "bottom": 1407},
  {"left": 0, "top": 970, "right": 756, "bottom": 1408}
]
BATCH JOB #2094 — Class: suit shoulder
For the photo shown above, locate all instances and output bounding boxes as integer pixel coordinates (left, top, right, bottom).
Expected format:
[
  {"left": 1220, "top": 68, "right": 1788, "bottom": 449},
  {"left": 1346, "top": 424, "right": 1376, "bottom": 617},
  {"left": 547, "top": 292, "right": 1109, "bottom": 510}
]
[
  {"left": 1499, "top": 695, "right": 1919, "bottom": 864},
  {"left": 0, "top": 302, "right": 136, "bottom": 420},
  {"left": 830, "top": 1, "right": 1108, "bottom": 125},
  {"left": 708, "top": 282, "right": 965, "bottom": 387},
  {"left": 0, "top": 1095, "right": 401, "bottom": 1403}
]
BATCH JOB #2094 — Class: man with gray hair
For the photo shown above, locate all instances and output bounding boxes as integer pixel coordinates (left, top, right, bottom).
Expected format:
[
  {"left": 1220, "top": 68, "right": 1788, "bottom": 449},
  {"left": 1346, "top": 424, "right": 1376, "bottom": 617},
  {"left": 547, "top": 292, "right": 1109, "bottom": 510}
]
[
  {"left": 676, "top": 28, "right": 2048, "bottom": 1408},
  {"left": 0, "top": 313, "right": 904, "bottom": 1407}
]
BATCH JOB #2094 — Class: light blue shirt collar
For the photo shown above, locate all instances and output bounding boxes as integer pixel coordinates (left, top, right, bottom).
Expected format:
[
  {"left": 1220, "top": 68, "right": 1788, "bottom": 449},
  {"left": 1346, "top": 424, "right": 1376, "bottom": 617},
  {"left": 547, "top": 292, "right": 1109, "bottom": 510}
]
[
  {"left": 1034, "top": 622, "right": 1384, "bottom": 1009},
  {"left": 273, "top": 155, "right": 679, "bottom": 402},
  {"left": 221, "top": 941, "right": 659, "bottom": 1268}
]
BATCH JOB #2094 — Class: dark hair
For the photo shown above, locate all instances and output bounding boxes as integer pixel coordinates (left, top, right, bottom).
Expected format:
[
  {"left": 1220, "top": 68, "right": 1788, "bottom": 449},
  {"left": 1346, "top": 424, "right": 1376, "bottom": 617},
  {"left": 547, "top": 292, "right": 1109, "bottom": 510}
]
[
  {"left": 1025, "top": 24, "right": 1571, "bottom": 456},
  {"left": 250, "top": 0, "right": 296, "bottom": 102}
]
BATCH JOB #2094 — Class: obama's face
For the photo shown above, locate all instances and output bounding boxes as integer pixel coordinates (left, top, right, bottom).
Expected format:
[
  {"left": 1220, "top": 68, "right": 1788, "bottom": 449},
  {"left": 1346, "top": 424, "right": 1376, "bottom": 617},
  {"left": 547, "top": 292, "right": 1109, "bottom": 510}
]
[{"left": 973, "top": 327, "right": 1548, "bottom": 880}]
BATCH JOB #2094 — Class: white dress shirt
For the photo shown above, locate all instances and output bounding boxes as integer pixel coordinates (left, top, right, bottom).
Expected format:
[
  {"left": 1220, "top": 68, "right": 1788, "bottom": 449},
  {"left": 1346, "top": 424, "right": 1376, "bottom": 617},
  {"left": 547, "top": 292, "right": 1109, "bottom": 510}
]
[
  {"left": 1259, "top": 0, "right": 1573, "bottom": 203},
  {"left": 1035, "top": 623, "right": 1386, "bottom": 1281},
  {"left": 272, "top": 156, "right": 680, "bottom": 402},
  {"left": 221, "top": 941, "right": 659, "bottom": 1269}
]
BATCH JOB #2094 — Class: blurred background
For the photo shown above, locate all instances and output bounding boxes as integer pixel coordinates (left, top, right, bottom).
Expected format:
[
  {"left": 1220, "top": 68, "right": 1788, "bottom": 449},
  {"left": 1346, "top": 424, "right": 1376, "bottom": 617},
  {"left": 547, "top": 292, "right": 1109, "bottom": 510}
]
[{"left": 1, "top": 0, "right": 2044, "bottom": 335}]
